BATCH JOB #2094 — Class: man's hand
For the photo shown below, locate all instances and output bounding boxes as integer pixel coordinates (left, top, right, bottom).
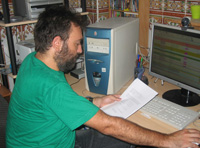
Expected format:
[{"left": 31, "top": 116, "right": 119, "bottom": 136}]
[
  {"left": 165, "top": 129, "right": 200, "bottom": 148},
  {"left": 93, "top": 95, "right": 121, "bottom": 108}
]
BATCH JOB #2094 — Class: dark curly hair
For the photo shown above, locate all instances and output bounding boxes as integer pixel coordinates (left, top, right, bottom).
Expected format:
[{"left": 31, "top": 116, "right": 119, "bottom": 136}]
[{"left": 34, "top": 5, "right": 89, "bottom": 53}]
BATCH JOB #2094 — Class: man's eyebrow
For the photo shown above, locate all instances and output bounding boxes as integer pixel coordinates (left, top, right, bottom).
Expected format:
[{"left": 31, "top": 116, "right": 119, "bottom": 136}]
[{"left": 78, "top": 39, "right": 83, "bottom": 44}]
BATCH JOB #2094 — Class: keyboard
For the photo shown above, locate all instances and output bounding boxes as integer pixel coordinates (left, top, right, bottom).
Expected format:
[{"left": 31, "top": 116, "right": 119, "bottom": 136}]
[{"left": 140, "top": 96, "right": 200, "bottom": 130}]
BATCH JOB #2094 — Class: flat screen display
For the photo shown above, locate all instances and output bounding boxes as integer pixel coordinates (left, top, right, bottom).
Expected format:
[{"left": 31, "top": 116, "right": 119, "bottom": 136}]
[{"left": 149, "top": 23, "right": 200, "bottom": 106}]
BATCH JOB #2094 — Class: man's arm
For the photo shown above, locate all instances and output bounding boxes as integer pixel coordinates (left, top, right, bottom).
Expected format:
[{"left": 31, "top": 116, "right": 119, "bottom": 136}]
[{"left": 85, "top": 110, "right": 200, "bottom": 148}]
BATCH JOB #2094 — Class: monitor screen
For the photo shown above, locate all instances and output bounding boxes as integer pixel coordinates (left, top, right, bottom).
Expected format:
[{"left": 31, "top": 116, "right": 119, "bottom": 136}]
[{"left": 149, "top": 23, "right": 200, "bottom": 106}]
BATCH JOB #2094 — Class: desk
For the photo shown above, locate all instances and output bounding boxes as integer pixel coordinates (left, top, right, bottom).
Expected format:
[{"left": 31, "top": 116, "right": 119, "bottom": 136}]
[{"left": 65, "top": 71, "right": 200, "bottom": 134}]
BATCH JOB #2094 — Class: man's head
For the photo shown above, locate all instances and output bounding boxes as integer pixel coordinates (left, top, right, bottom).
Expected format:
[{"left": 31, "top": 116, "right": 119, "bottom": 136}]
[
  {"left": 53, "top": 23, "right": 83, "bottom": 73},
  {"left": 34, "top": 6, "right": 88, "bottom": 73}
]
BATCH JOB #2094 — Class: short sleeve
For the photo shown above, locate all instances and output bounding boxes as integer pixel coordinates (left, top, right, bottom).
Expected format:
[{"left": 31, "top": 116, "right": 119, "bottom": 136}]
[{"left": 45, "top": 83, "right": 99, "bottom": 130}]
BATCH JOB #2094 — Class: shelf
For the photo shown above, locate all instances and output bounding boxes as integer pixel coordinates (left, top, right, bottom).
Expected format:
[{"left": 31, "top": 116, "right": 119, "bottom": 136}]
[
  {"left": 8, "top": 73, "right": 17, "bottom": 79},
  {"left": 110, "top": 9, "right": 138, "bottom": 13},
  {"left": 0, "top": 12, "right": 89, "bottom": 27},
  {"left": 80, "top": 12, "right": 89, "bottom": 16},
  {"left": 0, "top": 19, "right": 37, "bottom": 27},
  {"left": 110, "top": 10, "right": 139, "bottom": 18}
]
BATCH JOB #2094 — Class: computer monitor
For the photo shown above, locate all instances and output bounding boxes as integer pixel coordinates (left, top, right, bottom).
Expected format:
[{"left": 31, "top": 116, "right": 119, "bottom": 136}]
[{"left": 149, "top": 23, "right": 200, "bottom": 107}]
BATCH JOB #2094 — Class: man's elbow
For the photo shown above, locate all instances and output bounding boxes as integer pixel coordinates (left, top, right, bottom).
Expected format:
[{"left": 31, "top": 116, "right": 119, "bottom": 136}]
[
  {"left": 85, "top": 110, "right": 120, "bottom": 136},
  {"left": 96, "top": 115, "right": 122, "bottom": 137}
]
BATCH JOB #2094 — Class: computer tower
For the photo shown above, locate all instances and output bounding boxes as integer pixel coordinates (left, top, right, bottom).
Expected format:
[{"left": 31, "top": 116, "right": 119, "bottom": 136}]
[{"left": 84, "top": 17, "right": 139, "bottom": 95}]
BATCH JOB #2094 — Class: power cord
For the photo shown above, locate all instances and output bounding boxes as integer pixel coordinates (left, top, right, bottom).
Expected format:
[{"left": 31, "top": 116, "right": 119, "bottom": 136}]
[{"left": 70, "top": 77, "right": 84, "bottom": 87}]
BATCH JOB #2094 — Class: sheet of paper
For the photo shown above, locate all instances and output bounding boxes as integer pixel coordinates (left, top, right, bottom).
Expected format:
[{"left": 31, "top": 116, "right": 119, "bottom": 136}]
[{"left": 101, "top": 78, "right": 158, "bottom": 118}]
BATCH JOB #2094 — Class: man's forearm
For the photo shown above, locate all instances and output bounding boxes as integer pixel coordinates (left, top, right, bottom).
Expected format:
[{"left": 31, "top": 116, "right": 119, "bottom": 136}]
[
  {"left": 104, "top": 115, "right": 169, "bottom": 147},
  {"left": 85, "top": 110, "right": 169, "bottom": 147}
]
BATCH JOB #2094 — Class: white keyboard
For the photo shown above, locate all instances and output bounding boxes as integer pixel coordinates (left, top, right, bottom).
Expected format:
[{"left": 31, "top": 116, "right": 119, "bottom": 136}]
[{"left": 140, "top": 96, "right": 200, "bottom": 130}]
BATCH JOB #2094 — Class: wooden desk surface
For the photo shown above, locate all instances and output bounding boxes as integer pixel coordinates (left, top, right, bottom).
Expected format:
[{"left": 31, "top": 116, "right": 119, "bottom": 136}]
[{"left": 65, "top": 70, "right": 200, "bottom": 133}]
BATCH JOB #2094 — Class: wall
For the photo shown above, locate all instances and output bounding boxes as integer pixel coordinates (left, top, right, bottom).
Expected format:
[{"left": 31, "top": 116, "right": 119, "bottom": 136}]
[
  {"left": 150, "top": 0, "right": 200, "bottom": 26},
  {"left": 145, "top": 0, "right": 200, "bottom": 56}
]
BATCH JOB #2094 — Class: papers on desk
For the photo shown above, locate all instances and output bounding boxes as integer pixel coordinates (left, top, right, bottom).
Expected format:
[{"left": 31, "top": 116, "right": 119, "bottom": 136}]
[{"left": 101, "top": 78, "right": 158, "bottom": 119}]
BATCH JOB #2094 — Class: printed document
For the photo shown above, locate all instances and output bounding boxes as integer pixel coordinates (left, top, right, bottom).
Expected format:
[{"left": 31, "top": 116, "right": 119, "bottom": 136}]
[{"left": 101, "top": 78, "right": 158, "bottom": 118}]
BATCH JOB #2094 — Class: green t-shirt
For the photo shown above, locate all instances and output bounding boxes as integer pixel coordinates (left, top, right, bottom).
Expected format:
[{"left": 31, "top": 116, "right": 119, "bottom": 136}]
[{"left": 6, "top": 52, "right": 99, "bottom": 148}]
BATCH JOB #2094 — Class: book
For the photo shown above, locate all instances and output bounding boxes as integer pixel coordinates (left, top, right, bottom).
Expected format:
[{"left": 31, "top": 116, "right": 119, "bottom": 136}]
[{"left": 101, "top": 78, "right": 158, "bottom": 119}]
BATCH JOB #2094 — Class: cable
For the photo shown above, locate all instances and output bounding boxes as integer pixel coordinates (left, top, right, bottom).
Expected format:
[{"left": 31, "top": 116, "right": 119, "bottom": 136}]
[
  {"left": 138, "top": 45, "right": 150, "bottom": 68},
  {"left": 87, "top": 15, "right": 92, "bottom": 24},
  {"left": 70, "top": 77, "right": 84, "bottom": 86}
]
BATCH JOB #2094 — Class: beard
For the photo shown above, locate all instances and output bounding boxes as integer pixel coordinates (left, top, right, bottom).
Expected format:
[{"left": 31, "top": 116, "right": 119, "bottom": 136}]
[{"left": 54, "top": 41, "right": 79, "bottom": 73}]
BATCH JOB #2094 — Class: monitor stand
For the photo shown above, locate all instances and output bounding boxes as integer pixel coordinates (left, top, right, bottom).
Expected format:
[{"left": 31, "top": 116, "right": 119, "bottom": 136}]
[{"left": 162, "top": 88, "right": 200, "bottom": 107}]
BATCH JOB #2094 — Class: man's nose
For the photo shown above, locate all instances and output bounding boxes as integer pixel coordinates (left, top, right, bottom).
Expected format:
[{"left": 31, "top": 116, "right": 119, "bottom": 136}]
[{"left": 77, "top": 45, "right": 82, "bottom": 54}]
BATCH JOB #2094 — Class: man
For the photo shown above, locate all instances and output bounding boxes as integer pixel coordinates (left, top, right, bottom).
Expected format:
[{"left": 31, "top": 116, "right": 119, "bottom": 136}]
[{"left": 6, "top": 6, "right": 200, "bottom": 148}]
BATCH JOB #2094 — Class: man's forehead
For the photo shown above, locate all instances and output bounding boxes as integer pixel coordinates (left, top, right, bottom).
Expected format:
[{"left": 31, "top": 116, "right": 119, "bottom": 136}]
[{"left": 68, "top": 25, "right": 82, "bottom": 39}]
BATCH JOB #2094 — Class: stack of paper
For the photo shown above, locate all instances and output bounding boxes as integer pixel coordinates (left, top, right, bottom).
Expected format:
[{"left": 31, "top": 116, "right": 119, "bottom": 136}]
[{"left": 101, "top": 78, "right": 158, "bottom": 118}]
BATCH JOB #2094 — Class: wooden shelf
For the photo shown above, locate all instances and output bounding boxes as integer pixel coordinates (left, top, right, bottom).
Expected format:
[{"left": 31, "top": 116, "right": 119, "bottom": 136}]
[
  {"left": 0, "top": 12, "right": 89, "bottom": 27},
  {"left": 0, "top": 19, "right": 37, "bottom": 27},
  {"left": 80, "top": 12, "right": 89, "bottom": 16},
  {"left": 111, "top": 9, "right": 138, "bottom": 13},
  {"left": 8, "top": 73, "right": 17, "bottom": 79}
]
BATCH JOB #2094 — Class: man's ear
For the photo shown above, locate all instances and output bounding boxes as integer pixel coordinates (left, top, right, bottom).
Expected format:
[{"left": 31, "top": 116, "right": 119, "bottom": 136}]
[{"left": 52, "top": 36, "right": 63, "bottom": 52}]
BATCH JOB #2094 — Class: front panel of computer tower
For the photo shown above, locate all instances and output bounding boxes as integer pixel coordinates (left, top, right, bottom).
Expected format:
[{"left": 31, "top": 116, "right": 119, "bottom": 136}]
[
  {"left": 84, "top": 17, "right": 139, "bottom": 95},
  {"left": 84, "top": 29, "right": 111, "bottom": 94}
]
